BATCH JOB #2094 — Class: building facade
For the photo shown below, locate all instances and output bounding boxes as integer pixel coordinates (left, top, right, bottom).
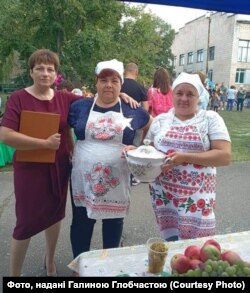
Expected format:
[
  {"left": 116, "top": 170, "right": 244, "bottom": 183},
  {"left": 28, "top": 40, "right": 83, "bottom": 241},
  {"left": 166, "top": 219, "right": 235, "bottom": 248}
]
[{"left": 171, "top": 13, "right": 250, "bottom": 90}]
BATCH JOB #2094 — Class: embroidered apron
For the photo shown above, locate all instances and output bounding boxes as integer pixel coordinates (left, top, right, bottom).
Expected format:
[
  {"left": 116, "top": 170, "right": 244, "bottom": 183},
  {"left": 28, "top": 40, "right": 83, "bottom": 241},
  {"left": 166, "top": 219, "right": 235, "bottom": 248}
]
[
  {"left": 149, "top": 112, "right": 216, "bottom": 240},
  {"left": 71, "top": 98, "right": 131, "bottom": 219}
]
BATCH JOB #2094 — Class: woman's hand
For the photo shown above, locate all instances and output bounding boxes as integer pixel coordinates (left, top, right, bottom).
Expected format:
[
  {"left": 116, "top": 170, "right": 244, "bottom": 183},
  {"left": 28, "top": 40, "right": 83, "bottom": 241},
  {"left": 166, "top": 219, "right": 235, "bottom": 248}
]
[
  {"left": 161, "top": 157, "right": 175, "bottom": 174},
  {"left": 161, "top": 152, "right": 183, "bottom": 174},
  {"left": 120, "top": 92, "right": 139, "bottom": 108},
  {"left": 121, "top": 145, "right": 137, "bottom": 158},
  {"left": 46, "top": 133, "right": 61, "bottom": 150}
]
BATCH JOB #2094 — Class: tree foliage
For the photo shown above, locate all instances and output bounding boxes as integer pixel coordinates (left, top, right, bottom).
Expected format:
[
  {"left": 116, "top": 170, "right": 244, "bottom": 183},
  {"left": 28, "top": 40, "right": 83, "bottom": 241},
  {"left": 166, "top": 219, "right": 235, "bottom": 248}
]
[{"left": 0, "top": 0, "right": 175, "bottom": 89}]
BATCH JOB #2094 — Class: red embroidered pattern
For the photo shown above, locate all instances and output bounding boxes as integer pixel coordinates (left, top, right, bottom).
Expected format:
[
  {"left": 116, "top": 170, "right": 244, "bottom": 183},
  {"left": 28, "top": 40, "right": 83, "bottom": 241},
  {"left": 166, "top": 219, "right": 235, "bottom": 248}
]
[
  {"left": 155, "top": 208, "right": 215, "bottom": 239},
  {"left": 84, "top": 163, "right": 120, "bottom": 196},
  {"left": 87, "top": 116, "right": 123, "bottom": 141}
]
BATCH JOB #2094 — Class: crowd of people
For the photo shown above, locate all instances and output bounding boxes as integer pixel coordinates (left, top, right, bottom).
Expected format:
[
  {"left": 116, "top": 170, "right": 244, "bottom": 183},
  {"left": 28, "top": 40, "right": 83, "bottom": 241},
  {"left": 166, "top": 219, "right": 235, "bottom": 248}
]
[
  {"left": 207, "top": 81, "right": 248, "bottom": 112},
  {"left": 0, "top": 48, "right": 236, "bottom": 277}
]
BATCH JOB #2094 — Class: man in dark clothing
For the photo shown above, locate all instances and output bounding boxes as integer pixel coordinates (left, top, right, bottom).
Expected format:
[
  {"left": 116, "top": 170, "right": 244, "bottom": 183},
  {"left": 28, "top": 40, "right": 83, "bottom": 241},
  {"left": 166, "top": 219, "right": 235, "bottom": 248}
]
[
  {"left": 121, "top": 63, "right": 149, "bottom": 186},
  {"left": 121, "top": 63, "right": 148, "bottom": 111}
]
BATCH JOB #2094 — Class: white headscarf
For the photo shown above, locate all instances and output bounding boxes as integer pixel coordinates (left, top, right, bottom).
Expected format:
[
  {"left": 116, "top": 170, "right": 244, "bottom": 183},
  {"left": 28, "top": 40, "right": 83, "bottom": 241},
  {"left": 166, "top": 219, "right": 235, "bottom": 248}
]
[
  {"left": 95, "top": 59, "right": 124, "bottom": 84},
  {"left": 172, "top": 72, "right": 204, "bottom": 96}
]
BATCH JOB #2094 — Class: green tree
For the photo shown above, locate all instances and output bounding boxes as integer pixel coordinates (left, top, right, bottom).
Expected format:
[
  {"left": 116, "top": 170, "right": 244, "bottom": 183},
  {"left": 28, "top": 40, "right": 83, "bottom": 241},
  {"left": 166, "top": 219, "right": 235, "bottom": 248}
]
[
  {"left": 117, "top": 9, "right": 175, "bottom": 85},
  {"left": 0, "top": 0, "right": 175, "bottom": 89}
]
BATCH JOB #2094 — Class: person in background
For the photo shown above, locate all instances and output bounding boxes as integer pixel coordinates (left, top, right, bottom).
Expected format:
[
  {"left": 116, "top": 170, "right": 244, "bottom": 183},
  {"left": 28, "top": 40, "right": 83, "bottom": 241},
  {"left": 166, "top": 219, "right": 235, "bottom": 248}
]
[
  {"left": 226, "top": 85, "right": 237, "bottom": 112},
  {"left": 82, "top": 86, "right": 94, "bottom": 98},
  {"left": 246, "top": 92, "right": 250, "bottom": 108},
  {"left": 84, "top": 90, "right": 94, "bottom": 98},
  {"left": 214, "top": 83, "right": 220, "bottom": 93},
  {"left": 121, "top": 63, "right": 149, "bottom": 185},
  {"left": 81, "top": 86, "right": 87, "bottom": 96},
  {"left": 219, "top": 82, "right": 227, "bottom": 111},
  {"left": 195, "top": 71, "right": 210, "bottom": 110},
  {"left": 236, "top": 85, "right": 246, "bottom": 112},
  {"left": 121, "top": 62, "right": 148, "bottom": 111},
  {"left": 207, "top": 79, "right": 215, "bottom": 97},
  {"left": 0, "top": 49, "right": 80, "bottom": 276},
  {"left": 146, "top": 72, "right": 231, "bottom": 241},
  {"left": 68, "top": 59, "right": 152, "bottom": 259},
  {"left": 147, "top": 67, "right": 173, "bottom": 117},
  {"left": 57, "top": 80, "right": 74, "bottom": 92},
  {"left": 71, "top": 88, "right": 83, "bottom": 96},
  {"left": 210, "top": 91, "right": 220, "bottom": 112}
]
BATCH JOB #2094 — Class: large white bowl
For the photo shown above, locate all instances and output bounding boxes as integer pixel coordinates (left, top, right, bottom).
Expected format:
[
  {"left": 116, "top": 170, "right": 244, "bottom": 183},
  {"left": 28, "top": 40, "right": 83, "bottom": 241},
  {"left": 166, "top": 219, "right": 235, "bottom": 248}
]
[{"left": 126, "top": 144, "right": 166, "bottom": 183}]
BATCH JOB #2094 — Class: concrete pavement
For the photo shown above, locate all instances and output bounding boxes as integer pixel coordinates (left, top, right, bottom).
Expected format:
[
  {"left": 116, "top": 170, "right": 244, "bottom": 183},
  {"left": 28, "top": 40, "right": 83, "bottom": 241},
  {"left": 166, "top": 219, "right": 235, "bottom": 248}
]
[{"left": 0, "top": 162, "right": 250, "bottom": 282}]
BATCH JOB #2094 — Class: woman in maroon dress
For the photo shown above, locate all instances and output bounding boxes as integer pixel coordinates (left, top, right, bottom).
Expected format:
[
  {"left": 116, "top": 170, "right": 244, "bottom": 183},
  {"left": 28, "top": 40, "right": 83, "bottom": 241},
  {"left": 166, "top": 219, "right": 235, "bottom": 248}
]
[
  {"left": 0, "top": 49, "right": 137, "bottom": 276},
  {"left": 0, "top": 49, "right": 80, "bottom": 276}
]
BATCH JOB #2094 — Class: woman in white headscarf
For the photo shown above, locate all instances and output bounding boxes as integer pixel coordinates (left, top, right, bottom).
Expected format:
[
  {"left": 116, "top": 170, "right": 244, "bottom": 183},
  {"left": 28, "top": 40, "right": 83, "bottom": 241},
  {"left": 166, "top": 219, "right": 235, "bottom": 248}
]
[
  {"left": 68, "top": 59, "right": 152, "bottom": 259},
  {"left": 146, "top": 72, "right": 231, "bottom": 241}
]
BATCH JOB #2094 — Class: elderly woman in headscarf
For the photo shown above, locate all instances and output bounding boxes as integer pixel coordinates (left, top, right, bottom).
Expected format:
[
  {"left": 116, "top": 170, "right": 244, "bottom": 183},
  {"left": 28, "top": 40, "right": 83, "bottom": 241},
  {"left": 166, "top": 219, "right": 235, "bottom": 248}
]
[{"left": 146, "top": 72, "right": 231, "bottom": 241}]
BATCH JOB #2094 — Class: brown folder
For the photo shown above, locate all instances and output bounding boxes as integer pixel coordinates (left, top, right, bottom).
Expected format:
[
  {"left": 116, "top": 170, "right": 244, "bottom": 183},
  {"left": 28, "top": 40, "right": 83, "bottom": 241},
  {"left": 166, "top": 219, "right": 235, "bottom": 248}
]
[{"left": 16, "top": 111, "right": 60, "bottom": 163}]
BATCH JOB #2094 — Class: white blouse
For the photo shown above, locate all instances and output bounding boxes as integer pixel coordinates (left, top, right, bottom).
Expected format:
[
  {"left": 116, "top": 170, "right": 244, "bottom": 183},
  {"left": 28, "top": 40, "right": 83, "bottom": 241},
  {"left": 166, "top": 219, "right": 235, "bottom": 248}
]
[{"left": 146, "top": 109, "right": 231, "bottom": 152}]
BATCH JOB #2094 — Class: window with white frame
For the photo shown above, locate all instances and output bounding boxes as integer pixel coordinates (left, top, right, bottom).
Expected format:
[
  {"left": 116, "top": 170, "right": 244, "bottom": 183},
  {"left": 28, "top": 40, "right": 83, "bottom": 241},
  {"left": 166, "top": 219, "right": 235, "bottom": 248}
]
[
  {"left": 179, "top": 54, "right": 185, "bottom": 65},
  {"left": 197, "top": 49, "right": 203, "bottom": 62},
  {"left": 187, "top": 52, "right": 194, "bottom": 64},
  {"left": 235, "top": 68, "right": 245, "bottom": 83},
  {"left": 238, "top": 40, "right": 250, "bottom": 62},
  {"left": 235, "top": 69, "right": 250, "bottom": 83}
]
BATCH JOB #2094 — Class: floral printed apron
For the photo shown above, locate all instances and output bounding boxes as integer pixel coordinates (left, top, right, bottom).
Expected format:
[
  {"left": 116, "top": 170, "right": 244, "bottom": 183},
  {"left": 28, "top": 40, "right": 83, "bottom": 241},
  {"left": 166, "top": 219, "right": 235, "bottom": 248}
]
[
  {"left": 149, "top": 113, "right": 216, "bottom": 240},
  {"left": 71, "top": 98, "right": 130, "bottom": 219}
]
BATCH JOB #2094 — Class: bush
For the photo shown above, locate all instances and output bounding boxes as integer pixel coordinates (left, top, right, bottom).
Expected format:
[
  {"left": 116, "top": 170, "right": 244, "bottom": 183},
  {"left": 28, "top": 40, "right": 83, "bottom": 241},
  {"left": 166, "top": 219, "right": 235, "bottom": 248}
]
[{"left": 0, "top": 93, "right": 9, "bottom": 113}]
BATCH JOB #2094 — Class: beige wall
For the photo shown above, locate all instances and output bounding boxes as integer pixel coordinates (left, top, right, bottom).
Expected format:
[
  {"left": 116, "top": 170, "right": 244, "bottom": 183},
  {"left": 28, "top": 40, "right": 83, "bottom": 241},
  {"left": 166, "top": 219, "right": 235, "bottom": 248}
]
[{"left": 171, "top": 13, "right": 250, "bottom": 91}]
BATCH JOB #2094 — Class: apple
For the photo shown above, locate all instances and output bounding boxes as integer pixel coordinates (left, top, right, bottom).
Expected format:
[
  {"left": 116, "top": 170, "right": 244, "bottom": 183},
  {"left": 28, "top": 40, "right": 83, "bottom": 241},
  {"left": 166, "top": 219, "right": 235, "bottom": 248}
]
[
  {"left": 170, "top": 253, "right": 191, "bottom": 274},
  {"left": 200, "top": 244, "right": 221, "bottom": 262},
  {"left": 189, "top": 259, "right": 204, "bottom": 270},
  {"left": 221, "top": 250, "right": 242, "bottom": 265},
  {"left": 184, "top": 245, "right": 201, "bottom": 260},
  {"left": 203, "top": 239, "right": 221, "bottom": 252}
]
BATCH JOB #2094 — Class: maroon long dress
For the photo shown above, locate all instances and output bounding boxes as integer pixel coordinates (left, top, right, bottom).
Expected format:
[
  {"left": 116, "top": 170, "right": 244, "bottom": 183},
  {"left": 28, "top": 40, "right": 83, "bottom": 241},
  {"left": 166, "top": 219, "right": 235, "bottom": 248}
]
[{"left": 1, "top": 89, "right": 79, "bottom": 240}]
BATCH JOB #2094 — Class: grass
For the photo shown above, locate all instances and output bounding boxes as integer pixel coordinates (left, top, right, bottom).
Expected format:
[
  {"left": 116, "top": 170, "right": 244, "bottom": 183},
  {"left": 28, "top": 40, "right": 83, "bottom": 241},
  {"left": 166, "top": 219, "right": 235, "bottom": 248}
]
[
  {"left": 220, "top": 108, "right": 250, "bottom": 162},
  {"left": 0, "top": 163, "right": 13, "bottom": 172},
  {"left": 0, "top": 93, "right": 250, "bottom": 173},
  {"left": 0, "top": 92, "right": 9, "bottom": 114}
]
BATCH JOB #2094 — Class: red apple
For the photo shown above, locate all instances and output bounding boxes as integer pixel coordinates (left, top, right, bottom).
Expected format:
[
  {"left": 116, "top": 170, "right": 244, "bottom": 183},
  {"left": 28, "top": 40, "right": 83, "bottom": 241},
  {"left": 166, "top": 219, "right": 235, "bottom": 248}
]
[
  {"left": 184, "top": 245, "right": 201, "bottom": 260},
  {"left": 203, "top": 239, "right": 221, "bottom": 252},
  {"left": 189, "top": 259, "right": 203, "bottom": 270},
  {"left": 200, "top": 244, "right": 221, "bottom": 262},
  {"left": 170, "top": 253, "right": 191, "bottom": 274},
  {"left": 221, "top": 250, "right": 242, "bottom": 265}
]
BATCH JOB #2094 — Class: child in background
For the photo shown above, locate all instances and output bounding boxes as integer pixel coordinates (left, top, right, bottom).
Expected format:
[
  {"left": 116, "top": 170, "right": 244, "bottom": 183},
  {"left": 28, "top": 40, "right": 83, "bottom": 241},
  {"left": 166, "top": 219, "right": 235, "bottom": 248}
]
[{"left": 211, "top": 91, "right": 220, "bottom": 112}]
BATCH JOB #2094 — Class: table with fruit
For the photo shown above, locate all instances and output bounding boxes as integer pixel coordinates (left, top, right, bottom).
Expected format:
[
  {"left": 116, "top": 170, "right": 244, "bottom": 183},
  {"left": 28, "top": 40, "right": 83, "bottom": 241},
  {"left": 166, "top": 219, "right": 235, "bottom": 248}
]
[{"left": 68, "top": 230, "right": 250, "bottom": 277}]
